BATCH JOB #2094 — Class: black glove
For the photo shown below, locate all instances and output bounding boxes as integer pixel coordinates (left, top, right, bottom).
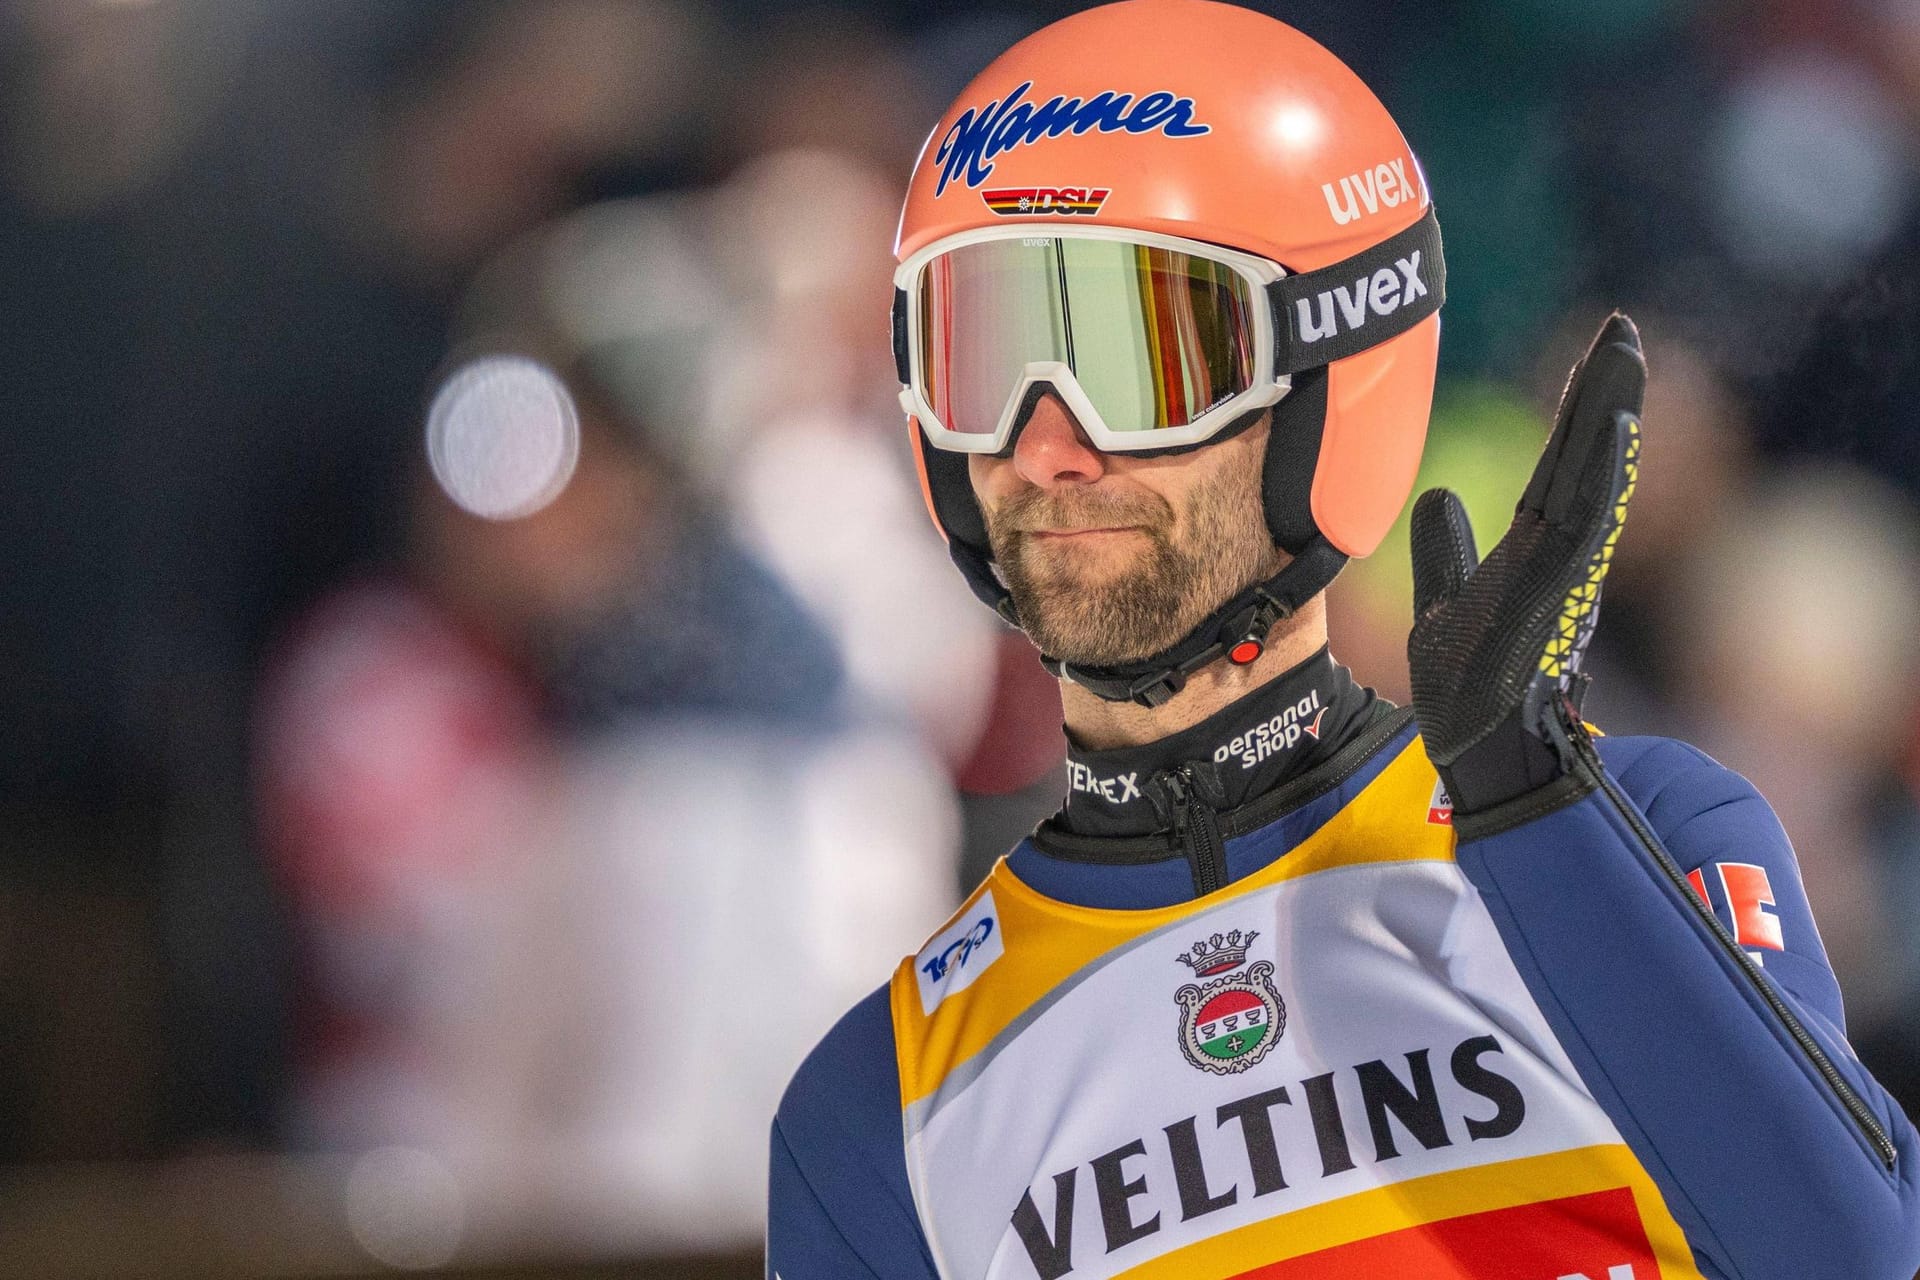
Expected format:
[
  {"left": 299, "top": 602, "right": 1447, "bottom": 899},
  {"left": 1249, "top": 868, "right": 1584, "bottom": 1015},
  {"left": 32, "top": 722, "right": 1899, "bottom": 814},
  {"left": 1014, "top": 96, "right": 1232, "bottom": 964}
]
[{"left": 1407, "top": 312, "right": 1646, "bottom": 828}]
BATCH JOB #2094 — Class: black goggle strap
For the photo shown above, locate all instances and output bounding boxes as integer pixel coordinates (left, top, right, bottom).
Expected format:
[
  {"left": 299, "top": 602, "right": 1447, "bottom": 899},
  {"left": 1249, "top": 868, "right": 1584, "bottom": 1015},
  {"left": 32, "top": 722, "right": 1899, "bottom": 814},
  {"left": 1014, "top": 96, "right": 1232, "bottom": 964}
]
[
  {"left": 1039, "top": 538, "right": 1350, "bottom": 708},
  {"left": 1268, "top": 207, "right": 1445, "bottom": 376},
  {"left": 891, "top": 287, "right": 912, "bottom": 386}
]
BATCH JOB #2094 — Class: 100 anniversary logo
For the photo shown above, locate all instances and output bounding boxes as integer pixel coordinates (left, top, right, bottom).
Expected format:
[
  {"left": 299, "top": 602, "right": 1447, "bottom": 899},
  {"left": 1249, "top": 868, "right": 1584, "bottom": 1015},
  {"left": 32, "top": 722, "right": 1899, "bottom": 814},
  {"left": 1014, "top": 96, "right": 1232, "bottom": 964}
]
[{"left": 1174, "top": 929, "right": 1285, "bottom": 1074}]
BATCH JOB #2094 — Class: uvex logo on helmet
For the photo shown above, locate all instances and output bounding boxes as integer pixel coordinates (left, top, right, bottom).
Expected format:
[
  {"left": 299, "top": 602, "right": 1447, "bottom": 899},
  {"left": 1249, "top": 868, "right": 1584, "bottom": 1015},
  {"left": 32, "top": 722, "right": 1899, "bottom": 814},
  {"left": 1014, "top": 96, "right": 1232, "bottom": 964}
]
[
  {"left": 1321, "top": 157, "right": 1418, "bottom": 225},
  {"left": 932, "top": 81, "right": 1209, "bottom": 197}
]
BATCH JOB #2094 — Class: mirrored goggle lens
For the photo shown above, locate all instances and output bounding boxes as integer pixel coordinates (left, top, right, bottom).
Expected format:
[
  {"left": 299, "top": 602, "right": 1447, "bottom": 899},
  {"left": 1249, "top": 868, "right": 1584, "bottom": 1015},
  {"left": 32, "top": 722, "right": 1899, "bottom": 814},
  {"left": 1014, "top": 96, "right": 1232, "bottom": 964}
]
[{"left": 915, "top": 237, "right": 1260, "bottom": 442}]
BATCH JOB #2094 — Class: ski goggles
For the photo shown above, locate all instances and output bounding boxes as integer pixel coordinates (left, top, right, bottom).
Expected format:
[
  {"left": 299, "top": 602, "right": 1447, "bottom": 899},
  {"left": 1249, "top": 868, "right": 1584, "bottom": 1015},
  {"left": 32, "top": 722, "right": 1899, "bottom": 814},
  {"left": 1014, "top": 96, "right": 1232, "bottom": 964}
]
[{"left": 891, "top": 209, "right": 1445, "bottom": 454}]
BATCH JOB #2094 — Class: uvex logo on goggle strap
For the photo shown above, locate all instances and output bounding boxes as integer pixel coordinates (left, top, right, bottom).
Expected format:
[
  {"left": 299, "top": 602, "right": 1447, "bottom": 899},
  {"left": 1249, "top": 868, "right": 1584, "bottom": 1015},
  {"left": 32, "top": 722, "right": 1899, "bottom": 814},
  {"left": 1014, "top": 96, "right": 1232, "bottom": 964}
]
[
  {"left": 1293, "top": 249, "right": 1430, "bottom": 346},
  {"left": 1270, "top": 209, "right": 1445, "bottom": 374},
  {"left": 982, "top": 186, "right": 1111, "bottom": 217},
  {"left": 933, "top": 81, "right": 1209, "bottom": 196}
]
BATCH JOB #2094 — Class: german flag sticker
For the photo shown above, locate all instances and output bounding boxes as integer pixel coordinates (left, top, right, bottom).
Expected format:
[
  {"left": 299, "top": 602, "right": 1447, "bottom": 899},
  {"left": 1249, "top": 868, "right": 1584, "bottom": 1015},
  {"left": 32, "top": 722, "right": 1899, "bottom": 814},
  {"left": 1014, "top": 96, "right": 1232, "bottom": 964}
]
[{"left": 982, "top": 186, "right": 1111, "bottom": 217}]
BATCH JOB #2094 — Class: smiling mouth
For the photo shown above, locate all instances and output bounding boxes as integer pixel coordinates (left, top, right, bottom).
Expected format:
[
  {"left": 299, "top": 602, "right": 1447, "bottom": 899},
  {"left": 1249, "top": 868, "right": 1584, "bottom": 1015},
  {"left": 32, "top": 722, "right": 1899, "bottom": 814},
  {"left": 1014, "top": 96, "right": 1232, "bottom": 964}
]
[{"left": 1028, "top": 526, "right": 1141, "bottom": 540}]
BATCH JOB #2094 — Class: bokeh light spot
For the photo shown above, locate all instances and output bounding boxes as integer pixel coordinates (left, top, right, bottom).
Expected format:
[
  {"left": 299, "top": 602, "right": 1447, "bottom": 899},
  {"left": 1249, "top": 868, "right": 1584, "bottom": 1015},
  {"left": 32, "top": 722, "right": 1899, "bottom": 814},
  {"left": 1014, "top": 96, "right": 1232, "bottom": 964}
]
[
  {"left": 344, "top": 1146, "right": 465, "bottom": 1271},
  {"left": 426, "top": 354, "right": 580, "bottom": 520}
]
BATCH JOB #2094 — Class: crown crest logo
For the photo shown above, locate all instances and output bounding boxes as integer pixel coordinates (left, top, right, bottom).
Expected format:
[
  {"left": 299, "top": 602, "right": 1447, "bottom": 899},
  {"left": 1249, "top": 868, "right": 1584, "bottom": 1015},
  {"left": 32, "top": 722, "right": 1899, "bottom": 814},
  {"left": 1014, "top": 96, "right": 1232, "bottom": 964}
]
[{"left": 1177, "top": 929, "right": 1257, "bottom": 977}]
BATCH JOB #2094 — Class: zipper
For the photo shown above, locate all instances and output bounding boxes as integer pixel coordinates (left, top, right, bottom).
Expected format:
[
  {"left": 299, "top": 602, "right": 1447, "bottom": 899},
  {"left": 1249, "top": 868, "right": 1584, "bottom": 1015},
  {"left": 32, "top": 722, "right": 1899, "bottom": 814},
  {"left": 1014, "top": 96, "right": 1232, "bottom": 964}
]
[
  {"left": 1032, "top": 706, "right": 1414, "bottom": 866},
  {"left": 1557, "top": 707, "right": 1898, "bottom": 1170},
  {"left": 1162, "top": 766, "right": 1228, "bottom": 897}
]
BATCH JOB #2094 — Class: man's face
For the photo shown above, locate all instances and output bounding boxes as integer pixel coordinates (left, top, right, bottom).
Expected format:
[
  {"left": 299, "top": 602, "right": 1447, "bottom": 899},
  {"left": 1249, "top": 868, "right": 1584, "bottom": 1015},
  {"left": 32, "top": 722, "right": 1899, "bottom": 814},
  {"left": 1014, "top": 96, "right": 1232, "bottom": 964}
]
[{"left": 968, "top": 394, "right": 1282, "bottom": 666}]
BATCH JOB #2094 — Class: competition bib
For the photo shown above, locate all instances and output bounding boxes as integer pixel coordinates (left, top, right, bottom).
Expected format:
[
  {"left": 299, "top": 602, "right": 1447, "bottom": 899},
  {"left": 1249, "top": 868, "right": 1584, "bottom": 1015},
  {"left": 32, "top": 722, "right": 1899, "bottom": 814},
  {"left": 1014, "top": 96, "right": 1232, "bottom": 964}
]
[{"left": 890, "top": 739, "right": 1705, "bottom": 1280}]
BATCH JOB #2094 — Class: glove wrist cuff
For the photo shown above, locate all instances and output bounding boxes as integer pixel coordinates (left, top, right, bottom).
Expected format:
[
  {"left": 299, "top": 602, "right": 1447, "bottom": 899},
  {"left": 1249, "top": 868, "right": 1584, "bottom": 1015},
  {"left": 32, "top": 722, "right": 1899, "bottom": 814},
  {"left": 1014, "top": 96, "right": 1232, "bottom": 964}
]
[
  {"left": 1436, "top": 705, "right": 1570, "bottom": 814},
  {"left": 1445, "top": 769, "right": 1596, "bottom": 842}
]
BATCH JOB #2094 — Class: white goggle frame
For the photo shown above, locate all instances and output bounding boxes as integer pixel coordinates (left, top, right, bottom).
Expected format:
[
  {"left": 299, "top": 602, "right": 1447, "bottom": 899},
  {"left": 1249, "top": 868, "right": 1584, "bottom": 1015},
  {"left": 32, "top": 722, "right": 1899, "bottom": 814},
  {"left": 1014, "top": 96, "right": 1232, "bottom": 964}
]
[{"left": 893, "top": 223, "right": 1293, "bottom": 454}]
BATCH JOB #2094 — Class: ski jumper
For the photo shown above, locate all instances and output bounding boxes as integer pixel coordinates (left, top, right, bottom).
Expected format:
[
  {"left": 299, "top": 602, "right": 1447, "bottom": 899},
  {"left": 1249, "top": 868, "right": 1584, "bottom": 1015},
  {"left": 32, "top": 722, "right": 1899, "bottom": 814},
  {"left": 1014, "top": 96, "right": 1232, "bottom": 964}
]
[{"left": 768, "top": 653, "right": 1920, "bottom": 1280}]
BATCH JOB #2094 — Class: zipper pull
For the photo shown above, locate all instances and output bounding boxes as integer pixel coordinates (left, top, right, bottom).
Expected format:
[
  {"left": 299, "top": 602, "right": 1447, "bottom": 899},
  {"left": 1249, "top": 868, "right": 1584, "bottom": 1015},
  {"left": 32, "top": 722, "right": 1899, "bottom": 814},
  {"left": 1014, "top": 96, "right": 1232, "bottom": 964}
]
[
  {"left": 1161, "top": 767, "right": 1189, "bottom": 812},
  {"left": 1525, "top": 683, "right": 1592, "bottom": 778},
  {"left": 1162, "top": 766, "right": 1228, "bottom": 898},
  {"left": 1161, "top": 768, "right": 1195, "bottom": 859}
]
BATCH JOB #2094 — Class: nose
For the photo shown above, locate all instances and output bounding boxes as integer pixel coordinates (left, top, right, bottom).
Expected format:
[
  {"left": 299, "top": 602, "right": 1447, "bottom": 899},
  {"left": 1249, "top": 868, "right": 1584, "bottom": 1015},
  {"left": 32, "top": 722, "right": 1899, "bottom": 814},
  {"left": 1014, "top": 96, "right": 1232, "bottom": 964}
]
[{"left": 1012, "top": 391, "right": 1107, "bottom": 488}]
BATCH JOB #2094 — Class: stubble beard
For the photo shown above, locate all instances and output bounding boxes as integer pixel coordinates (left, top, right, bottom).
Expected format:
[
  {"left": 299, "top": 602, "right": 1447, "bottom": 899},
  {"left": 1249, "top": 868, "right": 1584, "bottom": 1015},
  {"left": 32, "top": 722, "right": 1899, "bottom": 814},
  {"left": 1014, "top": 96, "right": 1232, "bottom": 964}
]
[{"left": 984, "top": 464, "right": 1280, "bottom": 667}]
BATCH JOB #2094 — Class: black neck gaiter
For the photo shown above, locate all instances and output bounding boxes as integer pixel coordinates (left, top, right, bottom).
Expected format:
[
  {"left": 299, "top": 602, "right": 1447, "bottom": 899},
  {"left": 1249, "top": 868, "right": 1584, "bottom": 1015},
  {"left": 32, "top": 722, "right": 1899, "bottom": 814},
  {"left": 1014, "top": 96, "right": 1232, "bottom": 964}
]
[{"left": 1057, "top": 646, "right": 1377, "bottom": 838}]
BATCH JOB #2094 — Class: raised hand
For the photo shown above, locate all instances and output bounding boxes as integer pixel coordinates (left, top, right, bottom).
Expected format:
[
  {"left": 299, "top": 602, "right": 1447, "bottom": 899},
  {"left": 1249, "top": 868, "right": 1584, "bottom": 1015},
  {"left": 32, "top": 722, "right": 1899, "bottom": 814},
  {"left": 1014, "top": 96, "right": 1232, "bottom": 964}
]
[{"left": 1407, "top": 312, "right": 1646, "bottom": 825}]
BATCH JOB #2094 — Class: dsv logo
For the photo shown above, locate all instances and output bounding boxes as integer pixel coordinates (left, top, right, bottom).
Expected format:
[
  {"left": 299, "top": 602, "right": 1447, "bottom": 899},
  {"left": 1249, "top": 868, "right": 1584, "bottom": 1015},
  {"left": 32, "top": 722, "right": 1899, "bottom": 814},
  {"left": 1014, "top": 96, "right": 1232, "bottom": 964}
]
[
  {"left": 922, "top": 916, "right": 994, "bottom": 984},
  {"left": 983, "top": 186, "right": 1111, "bottom": 217}
]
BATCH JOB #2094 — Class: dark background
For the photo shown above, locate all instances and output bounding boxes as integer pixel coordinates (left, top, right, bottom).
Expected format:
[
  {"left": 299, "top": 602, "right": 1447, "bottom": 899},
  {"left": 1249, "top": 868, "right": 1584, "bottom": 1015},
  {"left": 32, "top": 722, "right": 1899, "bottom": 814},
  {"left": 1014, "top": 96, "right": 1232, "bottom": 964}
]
[{"left": 7, "top": 0, "right": 1920, "bottom": 1274}]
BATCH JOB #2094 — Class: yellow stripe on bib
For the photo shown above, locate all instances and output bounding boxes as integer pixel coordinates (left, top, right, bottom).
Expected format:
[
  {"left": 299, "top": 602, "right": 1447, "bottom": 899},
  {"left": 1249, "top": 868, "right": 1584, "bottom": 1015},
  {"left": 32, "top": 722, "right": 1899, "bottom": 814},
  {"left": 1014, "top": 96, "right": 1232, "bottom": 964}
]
[{"left": 893, "top": 734, "right": 1456, "bottom": 1110}]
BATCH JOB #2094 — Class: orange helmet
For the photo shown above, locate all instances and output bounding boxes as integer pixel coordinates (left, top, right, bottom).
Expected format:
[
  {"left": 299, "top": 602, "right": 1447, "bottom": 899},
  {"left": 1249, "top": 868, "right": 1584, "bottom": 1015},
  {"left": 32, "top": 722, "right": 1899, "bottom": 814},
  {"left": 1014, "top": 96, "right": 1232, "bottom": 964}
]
[{"left": 893, "top": 0, "right": 1444, "bottom": 705}]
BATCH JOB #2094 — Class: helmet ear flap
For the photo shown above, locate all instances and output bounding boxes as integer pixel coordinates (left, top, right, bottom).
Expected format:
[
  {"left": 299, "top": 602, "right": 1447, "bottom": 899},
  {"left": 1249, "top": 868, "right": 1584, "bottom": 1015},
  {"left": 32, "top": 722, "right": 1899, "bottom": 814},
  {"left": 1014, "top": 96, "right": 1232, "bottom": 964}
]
[
  {"left": 909, "top": 420, "right": 1019, "bottom": 620},
  {"left": 909, "top": 419, "right": 991, "bottom": 549},
  {"left": 1261, "top": 366, "right": 1328, "bottom": 555},
  {"left": 1309, "top": 314, "right": 1442, "bottom": 557}
]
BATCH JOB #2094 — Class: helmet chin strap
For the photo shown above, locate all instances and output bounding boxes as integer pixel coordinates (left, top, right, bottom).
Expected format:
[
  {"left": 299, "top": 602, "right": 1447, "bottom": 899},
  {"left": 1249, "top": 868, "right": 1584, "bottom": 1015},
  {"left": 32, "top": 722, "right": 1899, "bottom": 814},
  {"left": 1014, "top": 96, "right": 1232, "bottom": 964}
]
[{"left": 947, "top": 536, "right": 1348, "bottom": 709}]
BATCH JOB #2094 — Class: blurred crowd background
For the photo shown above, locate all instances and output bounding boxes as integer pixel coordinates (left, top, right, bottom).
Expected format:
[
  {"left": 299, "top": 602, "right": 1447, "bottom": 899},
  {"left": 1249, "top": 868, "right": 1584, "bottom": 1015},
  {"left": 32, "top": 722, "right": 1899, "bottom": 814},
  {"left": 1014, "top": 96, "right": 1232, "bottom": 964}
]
[{"left": 7, "top": 0, "right": 1920, "bottom": 1275}]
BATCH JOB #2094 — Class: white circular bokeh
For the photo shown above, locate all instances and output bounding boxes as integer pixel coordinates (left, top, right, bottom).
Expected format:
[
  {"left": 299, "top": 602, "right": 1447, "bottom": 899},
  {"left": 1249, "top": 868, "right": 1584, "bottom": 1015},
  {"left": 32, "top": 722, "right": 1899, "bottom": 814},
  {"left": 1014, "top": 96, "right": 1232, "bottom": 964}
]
[
  {"left": 1714, "top": 52, "right": 1914, "bottom": 280},
  {"left": 343, "top": 1145, "right": 465, "bottom": 1270},
  {"left": 426, "top": 354, "right": 580, "bottom": 520}
]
